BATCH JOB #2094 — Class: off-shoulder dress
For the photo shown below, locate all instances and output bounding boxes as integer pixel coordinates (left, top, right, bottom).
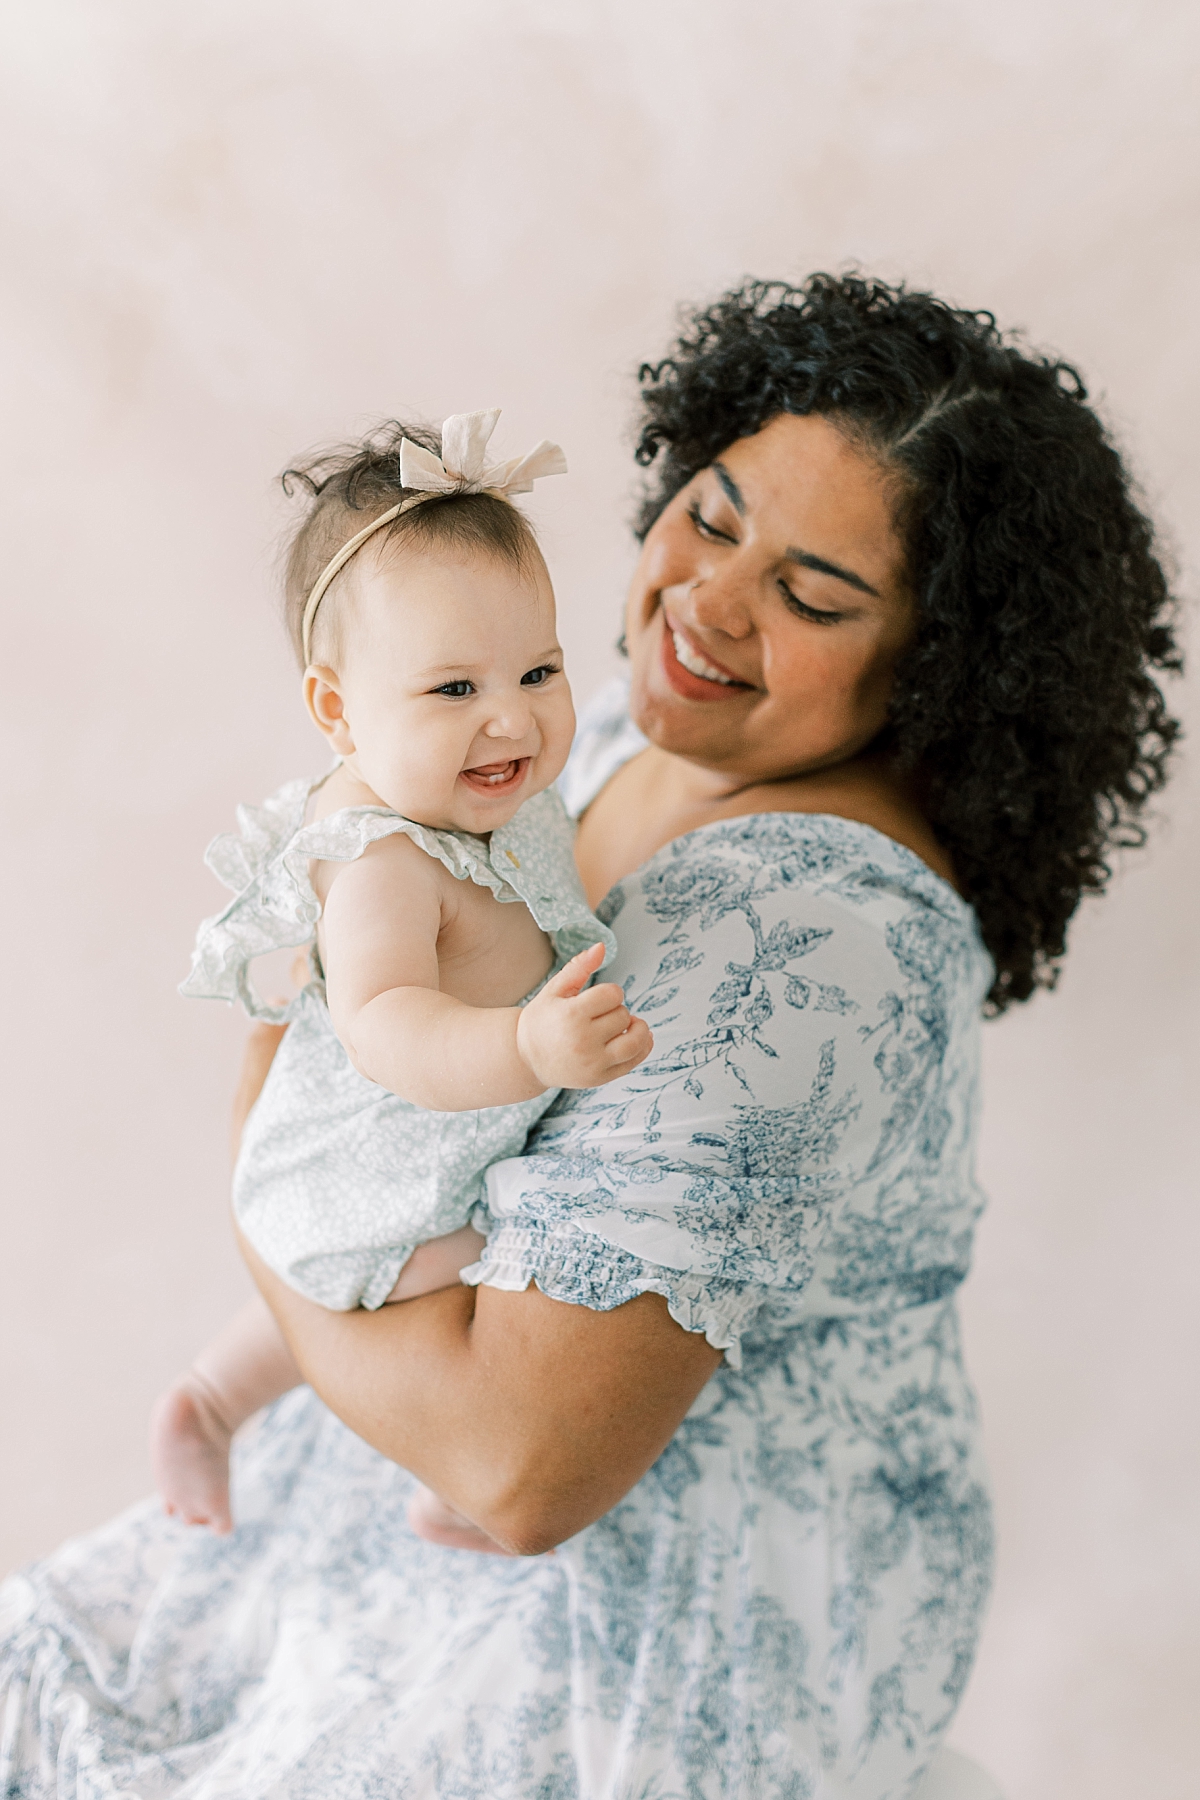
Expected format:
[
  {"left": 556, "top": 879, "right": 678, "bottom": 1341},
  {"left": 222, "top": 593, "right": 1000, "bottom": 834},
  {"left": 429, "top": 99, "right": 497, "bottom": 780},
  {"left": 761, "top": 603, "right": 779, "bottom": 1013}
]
[{"left": 0, "top": 679, "right": 996, "bottom": 1800}]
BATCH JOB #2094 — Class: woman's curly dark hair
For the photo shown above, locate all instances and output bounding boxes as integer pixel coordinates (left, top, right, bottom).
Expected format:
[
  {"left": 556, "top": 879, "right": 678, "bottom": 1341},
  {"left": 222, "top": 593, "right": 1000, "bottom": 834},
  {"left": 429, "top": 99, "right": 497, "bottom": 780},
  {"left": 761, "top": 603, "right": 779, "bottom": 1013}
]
[{"left": 634, "top": 274, "right": 1182, "bottom": 1012}]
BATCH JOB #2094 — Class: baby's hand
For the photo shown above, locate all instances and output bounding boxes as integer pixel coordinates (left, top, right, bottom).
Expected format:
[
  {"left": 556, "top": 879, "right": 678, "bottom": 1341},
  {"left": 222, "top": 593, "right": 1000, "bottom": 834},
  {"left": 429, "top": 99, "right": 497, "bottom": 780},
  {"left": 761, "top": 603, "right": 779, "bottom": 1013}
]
[{"left": 517, "top": 943, "right": 653, "bottom": 1090}]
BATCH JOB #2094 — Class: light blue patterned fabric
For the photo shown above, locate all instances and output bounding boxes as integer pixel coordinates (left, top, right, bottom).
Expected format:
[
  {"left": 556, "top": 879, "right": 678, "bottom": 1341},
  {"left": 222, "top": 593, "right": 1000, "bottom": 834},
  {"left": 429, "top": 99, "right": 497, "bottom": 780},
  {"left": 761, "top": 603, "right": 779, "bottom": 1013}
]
[
  {"left": 180, "top": 775, "right": 616, "bottom": 1309},
  {"left": 0, "top": 683, "right": 996, "bottom": 1799}
]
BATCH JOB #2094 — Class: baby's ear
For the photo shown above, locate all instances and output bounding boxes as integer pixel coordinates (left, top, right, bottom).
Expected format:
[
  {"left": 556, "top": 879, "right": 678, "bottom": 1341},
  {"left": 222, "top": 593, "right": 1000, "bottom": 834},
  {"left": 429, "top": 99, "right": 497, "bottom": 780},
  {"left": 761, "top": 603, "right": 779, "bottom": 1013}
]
[{"left": 303, "top": 666, "right": 355, "bottom": 754}]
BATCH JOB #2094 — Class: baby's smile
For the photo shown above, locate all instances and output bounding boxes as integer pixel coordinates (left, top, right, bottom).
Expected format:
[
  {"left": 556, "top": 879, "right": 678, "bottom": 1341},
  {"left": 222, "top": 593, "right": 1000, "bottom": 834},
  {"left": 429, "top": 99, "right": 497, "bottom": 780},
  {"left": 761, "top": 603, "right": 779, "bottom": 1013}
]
[{"left": 459, "top": 756, "right": 529, "bottom": 798}]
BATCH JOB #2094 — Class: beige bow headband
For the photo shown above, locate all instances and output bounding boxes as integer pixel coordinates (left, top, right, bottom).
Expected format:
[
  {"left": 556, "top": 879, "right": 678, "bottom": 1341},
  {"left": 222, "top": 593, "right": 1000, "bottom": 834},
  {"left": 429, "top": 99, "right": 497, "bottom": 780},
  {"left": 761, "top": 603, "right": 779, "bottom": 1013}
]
[{"left": 301, "top": 408, "right": 567, "bottom": 665}]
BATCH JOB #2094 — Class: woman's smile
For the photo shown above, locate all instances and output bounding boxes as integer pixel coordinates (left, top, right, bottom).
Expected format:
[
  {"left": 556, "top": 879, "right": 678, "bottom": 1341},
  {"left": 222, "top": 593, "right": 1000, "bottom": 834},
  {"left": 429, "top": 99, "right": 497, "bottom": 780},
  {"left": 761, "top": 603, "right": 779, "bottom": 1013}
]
[{"left": 660, "top": 608, "right": 755, "bottom": 699}]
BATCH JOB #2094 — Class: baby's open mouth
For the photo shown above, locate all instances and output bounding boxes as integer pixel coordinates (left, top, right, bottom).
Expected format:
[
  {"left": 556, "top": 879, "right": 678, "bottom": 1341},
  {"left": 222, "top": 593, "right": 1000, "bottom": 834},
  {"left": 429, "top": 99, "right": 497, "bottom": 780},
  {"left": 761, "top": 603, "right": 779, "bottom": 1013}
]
[{"left": 459, "top": 757, "right": 529, "bottom": 796}]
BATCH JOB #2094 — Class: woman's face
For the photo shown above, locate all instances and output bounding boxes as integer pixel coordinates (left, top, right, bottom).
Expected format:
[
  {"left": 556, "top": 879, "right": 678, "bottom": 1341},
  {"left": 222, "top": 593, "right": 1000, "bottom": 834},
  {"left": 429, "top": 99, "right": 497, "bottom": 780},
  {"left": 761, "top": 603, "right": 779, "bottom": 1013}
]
[{"left": 624, "top": 412, "right": 915, "bottom": 789}]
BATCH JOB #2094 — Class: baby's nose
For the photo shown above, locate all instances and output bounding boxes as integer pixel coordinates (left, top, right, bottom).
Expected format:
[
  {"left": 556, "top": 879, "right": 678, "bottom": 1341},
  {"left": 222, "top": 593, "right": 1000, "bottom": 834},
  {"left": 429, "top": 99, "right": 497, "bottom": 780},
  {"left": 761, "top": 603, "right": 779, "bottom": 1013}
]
[{"left": 483, "top": 695, "right": 536, "bottom": 739}]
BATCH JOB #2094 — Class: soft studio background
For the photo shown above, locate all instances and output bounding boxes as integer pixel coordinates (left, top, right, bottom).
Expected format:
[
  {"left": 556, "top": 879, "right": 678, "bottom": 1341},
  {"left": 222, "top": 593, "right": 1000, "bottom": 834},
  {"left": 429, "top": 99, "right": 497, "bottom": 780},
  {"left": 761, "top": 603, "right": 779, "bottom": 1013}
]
[{"left": 1, "top": 4, "right": 1196, "bottom": 1796}]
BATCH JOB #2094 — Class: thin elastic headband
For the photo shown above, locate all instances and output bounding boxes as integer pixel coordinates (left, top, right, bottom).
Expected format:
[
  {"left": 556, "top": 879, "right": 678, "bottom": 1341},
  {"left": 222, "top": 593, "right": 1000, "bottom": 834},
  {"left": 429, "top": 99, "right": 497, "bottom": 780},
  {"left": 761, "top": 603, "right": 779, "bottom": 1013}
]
[{"left": 301, "top": 492, "right": 435, "bottom": 666}]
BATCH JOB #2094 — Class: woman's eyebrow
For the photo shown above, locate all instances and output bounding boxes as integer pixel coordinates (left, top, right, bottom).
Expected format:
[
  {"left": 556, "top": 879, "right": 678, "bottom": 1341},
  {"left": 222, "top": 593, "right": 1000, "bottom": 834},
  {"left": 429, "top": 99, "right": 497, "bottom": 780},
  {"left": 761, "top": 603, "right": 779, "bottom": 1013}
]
[
  {"left": 785, "top": 548, "right": 880, "bottom": 598},
  {"left": 710, "top": 460, "right": 880, "bottom": 598},
  {"left": 711, "top": 461, "right": 745, "bottom": 512}
]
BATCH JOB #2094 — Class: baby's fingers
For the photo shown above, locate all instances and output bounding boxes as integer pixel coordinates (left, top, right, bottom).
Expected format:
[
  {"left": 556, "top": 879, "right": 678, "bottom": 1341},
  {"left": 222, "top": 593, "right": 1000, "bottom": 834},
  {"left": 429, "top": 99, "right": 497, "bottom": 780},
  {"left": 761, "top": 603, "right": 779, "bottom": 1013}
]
[
  {"left": 542, "top": 942, "right": 607, "bottom": 1002},
  {"left": 604, "top": 1015, "right": 654, "bottom": 1070},
  {"left": 574, "top": 979, "right": 630, "bottom": 1019}
]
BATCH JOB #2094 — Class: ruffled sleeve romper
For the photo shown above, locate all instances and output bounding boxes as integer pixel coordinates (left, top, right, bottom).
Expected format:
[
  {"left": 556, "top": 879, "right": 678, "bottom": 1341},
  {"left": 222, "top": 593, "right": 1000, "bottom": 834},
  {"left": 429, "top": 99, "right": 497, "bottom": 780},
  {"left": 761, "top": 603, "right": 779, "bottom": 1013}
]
[{"left": 180, "top": 775, "right": 616, "bottom": 1310}]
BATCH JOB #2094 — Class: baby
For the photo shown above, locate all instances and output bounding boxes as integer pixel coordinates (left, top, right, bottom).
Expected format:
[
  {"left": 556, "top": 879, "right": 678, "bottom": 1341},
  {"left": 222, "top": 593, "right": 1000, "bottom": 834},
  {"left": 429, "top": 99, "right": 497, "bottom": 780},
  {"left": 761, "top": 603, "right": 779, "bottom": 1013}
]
[{"left": 154, "top": 410, "right": 652, "bottom": 1540}]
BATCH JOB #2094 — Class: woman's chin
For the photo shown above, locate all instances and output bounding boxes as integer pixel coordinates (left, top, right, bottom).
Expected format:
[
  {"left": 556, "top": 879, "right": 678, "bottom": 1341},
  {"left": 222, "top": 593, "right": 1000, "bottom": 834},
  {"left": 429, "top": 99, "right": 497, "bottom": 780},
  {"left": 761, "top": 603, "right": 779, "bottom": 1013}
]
[
  {"left": 627, "top": 618, "right": 752, "bottom": 749},
  {"left": 630, "top": 665, "right": 750, "bottom": 765}
]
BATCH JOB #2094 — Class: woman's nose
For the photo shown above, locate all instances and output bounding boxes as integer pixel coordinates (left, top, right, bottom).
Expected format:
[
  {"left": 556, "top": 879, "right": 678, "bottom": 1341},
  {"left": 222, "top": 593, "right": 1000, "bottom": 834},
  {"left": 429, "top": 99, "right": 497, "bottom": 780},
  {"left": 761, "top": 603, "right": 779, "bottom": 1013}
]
[{"left": 683, "top": 569, "right": 755, "bottom": 640}]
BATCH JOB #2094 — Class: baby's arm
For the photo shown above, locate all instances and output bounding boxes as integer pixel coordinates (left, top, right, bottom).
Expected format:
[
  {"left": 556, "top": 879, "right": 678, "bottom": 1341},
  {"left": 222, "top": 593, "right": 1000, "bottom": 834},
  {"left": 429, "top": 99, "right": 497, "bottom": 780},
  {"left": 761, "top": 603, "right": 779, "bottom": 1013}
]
[{"left": 319, "top": 836, "right": 651, "bottom": 1111}]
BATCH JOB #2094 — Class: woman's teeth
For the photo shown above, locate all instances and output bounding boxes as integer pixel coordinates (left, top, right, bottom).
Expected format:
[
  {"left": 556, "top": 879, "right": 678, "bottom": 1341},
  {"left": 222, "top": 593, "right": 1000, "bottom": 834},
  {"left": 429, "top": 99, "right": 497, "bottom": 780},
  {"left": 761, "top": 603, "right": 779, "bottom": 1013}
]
[{"left": 672, "top": 629, "right": 735, "bottom": 685}]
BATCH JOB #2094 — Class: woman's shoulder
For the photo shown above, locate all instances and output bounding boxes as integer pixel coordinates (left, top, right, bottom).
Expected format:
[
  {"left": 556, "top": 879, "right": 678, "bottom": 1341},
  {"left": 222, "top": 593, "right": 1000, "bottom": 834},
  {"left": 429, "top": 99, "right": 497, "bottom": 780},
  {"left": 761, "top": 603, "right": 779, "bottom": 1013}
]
[
  {"left": 636, "top": 809, "right": 970, "bottom": 925},
  {"left": 614, "top": 809, "right": 994, "bottom": 1010}
]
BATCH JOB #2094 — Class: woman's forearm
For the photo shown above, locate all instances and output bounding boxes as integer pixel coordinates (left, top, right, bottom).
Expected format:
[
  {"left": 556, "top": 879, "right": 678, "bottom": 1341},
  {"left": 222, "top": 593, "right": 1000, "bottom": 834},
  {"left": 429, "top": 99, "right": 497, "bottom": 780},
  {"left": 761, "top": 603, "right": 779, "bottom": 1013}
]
[{"left": 239, "top": 1228, "right": 721, "bottom": 1555}]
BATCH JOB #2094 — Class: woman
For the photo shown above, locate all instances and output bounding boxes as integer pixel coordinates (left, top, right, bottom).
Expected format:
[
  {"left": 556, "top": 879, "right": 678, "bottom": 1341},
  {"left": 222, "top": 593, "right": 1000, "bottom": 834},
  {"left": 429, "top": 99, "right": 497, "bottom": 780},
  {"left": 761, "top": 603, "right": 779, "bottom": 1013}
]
[{"left": 0, "top": 275, "right": 1179, "bottom": 1798}]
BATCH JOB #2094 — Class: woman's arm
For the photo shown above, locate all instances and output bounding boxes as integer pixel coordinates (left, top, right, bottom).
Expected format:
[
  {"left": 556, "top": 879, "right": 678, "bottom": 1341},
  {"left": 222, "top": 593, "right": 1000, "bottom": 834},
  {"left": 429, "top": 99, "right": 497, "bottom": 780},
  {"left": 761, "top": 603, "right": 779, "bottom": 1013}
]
[
  {"left": 231, "top": 987, "right": 712, "bottom": 1553},
  {"left": 240, "top": 1228, "right": 721, "bottom": 1556}
]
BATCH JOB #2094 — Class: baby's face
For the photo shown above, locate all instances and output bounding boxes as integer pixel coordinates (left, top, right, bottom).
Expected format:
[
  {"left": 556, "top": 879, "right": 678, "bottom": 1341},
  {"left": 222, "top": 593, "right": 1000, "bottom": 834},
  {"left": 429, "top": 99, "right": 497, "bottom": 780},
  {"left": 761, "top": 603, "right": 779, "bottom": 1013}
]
[{"left": 324, "top": 543, "right": 576, "bottom": 833}]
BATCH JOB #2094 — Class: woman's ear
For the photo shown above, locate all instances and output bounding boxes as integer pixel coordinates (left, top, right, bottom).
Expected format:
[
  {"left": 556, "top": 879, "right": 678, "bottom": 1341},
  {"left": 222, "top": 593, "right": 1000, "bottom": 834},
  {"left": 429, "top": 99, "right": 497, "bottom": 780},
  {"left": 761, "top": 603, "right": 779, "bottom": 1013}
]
[{"left": 303, "top": 666, "right": 356, "bottom": 755}]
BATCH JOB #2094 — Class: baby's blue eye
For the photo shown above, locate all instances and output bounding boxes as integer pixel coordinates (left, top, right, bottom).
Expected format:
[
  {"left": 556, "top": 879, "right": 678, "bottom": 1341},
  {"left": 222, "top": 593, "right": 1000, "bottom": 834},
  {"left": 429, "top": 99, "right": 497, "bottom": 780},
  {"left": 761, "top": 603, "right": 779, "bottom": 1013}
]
[
  {"left": 521, "top": 664, "right": 558, "bottom": 687},
  {"left": 433, "top": 680, "right": 474, "bottom": 698}
]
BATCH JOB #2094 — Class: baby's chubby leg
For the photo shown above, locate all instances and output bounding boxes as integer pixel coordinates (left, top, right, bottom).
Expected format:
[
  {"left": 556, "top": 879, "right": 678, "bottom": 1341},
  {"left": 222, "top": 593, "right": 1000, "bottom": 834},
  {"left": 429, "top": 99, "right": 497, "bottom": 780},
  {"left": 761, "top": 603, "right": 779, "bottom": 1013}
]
[
  {"left": 384, "top": 1223, "right": 487, "bottom": 1302},
  {"left": 150, "top": 1228, "right": 498, "bottom": 1543},
  {"left": 150, "top": 1297, "right": 300, "bottom": 1534}
]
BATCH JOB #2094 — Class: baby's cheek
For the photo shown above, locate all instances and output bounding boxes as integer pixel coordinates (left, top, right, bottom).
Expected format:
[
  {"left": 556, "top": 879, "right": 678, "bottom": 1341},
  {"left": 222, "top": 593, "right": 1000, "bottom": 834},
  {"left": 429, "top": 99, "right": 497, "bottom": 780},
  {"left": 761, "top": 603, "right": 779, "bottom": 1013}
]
[
  {"left": 542, "top": 693, "right": 578, "bottom": 766},
  {"left": 374, "top": 732, "right": 458, "bottom": 821}
]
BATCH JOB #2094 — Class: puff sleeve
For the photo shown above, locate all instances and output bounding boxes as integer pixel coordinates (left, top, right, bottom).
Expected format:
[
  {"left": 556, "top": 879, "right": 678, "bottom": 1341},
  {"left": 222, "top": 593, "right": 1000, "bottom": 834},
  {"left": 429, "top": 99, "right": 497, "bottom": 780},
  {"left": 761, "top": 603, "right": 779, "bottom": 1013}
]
[{"left": 464, "top": 815, "right": 985, "bottom": 1366}]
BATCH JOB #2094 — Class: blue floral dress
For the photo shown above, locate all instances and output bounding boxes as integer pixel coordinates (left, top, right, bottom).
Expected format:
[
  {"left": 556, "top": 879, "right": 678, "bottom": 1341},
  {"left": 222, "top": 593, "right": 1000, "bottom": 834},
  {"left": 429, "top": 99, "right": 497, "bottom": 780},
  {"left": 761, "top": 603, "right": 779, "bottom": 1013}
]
[{"left": 0, "top": 683, "right": 995, "bottom": 1799}]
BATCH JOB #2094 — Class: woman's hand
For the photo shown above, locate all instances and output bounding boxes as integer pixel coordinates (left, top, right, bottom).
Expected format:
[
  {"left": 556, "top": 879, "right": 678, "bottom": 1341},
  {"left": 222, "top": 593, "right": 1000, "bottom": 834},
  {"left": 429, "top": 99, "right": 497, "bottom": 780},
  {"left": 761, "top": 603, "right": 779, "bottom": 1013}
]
[
  {"left": 239, "top": 1227, "right": 721, "bottom": 1556},
  {"left": 516, "top": 942, "right": 653, "bottom": 1090}
]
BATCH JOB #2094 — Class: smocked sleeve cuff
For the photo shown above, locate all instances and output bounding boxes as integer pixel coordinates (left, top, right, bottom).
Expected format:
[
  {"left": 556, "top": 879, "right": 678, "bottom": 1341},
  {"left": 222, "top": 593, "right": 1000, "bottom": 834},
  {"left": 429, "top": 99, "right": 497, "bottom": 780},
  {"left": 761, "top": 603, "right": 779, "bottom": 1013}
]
[{"left": 459, "top": 1219, "right": 765, "bottom": 1369}]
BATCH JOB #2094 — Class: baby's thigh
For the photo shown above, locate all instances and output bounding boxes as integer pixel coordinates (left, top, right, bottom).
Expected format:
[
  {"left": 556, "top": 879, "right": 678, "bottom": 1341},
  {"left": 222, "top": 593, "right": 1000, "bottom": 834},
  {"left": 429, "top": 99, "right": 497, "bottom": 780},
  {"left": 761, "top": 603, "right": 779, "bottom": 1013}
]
[{"left": 383, "top": 1225, "right": 488, "bottom": 1302}]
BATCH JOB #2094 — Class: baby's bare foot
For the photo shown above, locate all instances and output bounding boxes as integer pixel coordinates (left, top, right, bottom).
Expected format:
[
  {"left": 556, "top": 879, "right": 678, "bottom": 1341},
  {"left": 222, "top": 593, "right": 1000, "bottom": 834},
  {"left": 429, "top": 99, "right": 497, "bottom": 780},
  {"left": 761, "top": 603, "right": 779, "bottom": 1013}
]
[
  {"left": 406, "top": 1484, "right": 519, "bottom": 1556},
  {"left": 150, "top": 1376, "right": 235, "bottom": 1533}
]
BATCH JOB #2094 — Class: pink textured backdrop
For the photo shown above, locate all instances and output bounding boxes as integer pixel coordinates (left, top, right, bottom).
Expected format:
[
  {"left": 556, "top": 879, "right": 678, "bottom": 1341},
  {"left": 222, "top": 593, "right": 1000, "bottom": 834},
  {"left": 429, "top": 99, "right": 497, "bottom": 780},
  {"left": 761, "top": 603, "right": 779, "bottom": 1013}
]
[{"left": 1, "top": 4, "right": 1196, "bottom": 1795}]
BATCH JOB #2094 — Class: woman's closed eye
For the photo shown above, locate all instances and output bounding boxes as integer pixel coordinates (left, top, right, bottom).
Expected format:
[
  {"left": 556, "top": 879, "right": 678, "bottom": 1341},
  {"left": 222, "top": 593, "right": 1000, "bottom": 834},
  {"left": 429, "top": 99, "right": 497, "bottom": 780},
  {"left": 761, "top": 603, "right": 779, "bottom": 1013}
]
[
  {"left": 778, "top": 581, "right": 843, "bottom": 626},
  {"left": 689, "top": 500, "right": 843, "bottom": 625},
  {"left": 687, "top": 501, "right": 737, "bottom": 545}
]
